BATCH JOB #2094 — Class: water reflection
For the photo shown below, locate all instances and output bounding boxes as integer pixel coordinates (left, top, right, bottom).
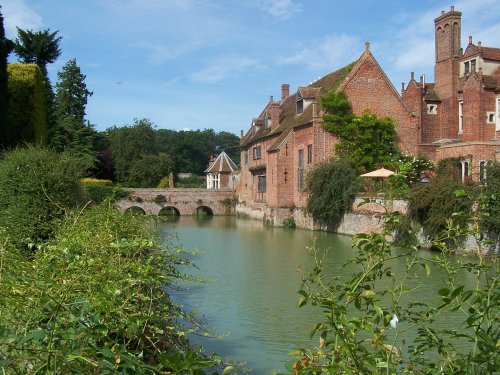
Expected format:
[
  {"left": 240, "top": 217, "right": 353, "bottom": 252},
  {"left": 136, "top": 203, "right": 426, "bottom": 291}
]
[{"left": 162, "top": 216, "right": 474, "bottom": 374}]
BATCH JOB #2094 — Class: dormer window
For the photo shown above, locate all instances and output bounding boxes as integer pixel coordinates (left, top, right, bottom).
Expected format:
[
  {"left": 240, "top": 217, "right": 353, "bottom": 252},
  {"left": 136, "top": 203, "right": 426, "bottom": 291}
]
[
  {"left": 265, "top": 117, "right": 271, "bottom": 129},
  {"left": 296, "top": 92, "right": 304, "bottom": 114}
]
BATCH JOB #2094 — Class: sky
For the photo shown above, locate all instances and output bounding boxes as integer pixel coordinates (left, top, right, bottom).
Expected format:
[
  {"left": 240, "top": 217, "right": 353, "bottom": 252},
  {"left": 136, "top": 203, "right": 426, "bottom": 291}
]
[{"left": 2, "top": 0, "right": 500, "bottom": 135}]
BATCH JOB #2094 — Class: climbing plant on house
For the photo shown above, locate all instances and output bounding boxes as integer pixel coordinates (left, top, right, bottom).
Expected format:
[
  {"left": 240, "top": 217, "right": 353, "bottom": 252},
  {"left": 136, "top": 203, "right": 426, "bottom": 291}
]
[{"left": 321, "top": 90, "right": 400, "bottom": 173}]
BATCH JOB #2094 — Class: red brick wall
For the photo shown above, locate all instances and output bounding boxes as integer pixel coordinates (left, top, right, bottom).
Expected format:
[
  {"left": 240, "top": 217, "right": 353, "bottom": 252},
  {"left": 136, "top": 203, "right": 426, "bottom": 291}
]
[
  {"left": 343, "top": 55, "right": 419, "bottom": 155},
  {"left": 276, "top": 136, "right": 295, "bottom": 207}
]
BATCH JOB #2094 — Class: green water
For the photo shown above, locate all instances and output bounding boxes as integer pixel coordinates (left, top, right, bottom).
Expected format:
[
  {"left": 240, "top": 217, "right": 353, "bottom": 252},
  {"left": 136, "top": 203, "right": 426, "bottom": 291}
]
[{"left": 160, "top": 216, "right": 470, "bottom": 373}]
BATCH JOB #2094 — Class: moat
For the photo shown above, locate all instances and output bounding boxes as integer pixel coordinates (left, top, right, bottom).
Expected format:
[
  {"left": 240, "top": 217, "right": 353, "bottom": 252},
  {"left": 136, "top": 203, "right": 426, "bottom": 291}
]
[{"left": 160, "top": 216, "right": 475, "bottom": 373}]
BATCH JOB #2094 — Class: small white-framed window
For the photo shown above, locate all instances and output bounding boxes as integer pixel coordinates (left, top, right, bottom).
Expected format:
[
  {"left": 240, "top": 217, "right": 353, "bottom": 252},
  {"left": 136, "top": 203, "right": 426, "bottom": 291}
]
[
  {"left": 427, "top": 104, "right": 437, "bottom": 115},
  {"left": 253, "top": 146, "right": 261, "bottom": 160},
  {"left": 458, "top": 101, "right": 464, "bottom": 134},
  {"left": 464, "top": 61, "right": 470, "bottom": 75},
  {"left": 487, "top": 112, "right": 495, "bottom": 124}
]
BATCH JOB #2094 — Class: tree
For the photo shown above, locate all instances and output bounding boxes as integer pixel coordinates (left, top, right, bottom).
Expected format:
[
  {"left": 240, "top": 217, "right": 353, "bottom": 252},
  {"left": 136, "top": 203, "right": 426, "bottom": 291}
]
[
  {"left": 54, "top": 59, "right": 92, "bottom": 123},
  {"left": 107, "top": 118, "right": 157, "bottom": 183},
  {"left": 322, "top": 91, "right": 400, "bottom": 173},
  {"left": 14, "top": 28, "right": 62, "bottom": 138},
  {"left": 51, "top": 59, "right": 96, "bottom": 161},
  {"left": 0, "top": 7, "right": 14, "bottom": 146},
  {"left": 305, "top": 159, "right": 361, "bottom": 226},
  {"left": 14, "top": 28, "right": 61, "bottom": 77},
  {"left": 127, "top": 153, "right": 174, "bottom": 188}
]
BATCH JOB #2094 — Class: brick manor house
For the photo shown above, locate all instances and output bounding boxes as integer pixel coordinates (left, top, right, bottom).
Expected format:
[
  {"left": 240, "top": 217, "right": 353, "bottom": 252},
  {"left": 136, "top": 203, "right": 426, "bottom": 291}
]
[{"left": 236, "top": 6, "right": 500, "bottom": 226}]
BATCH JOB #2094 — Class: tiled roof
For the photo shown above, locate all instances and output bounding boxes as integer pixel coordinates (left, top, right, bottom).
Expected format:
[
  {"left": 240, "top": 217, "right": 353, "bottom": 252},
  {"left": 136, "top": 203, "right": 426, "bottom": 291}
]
[
  {"left": 463, "top": 44, "right": 500, "bottom": 61},
  {"left": 482, "top": 75, "right": 499, "bottom": 90},
  {"left": 481, "top": 47, "right": 500, "bottom": 61},
  {"left": 204, "top": 151, "right": 238, "bottom": 173},
  {"left": 241, "top": 62, "right": 356, "bottom": 151}
]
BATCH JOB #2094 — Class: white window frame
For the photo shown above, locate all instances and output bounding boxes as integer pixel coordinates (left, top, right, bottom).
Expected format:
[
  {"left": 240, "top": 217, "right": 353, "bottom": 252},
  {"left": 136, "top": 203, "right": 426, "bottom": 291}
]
[
  {"left": 458, "top": 101, "right": 464, "bottom": 134},
  {"left": 427, "top": 104, "right": 437, "bottom": 115},
  {"left": 461, "top": 160, "right": 470, "bottom": 182}
]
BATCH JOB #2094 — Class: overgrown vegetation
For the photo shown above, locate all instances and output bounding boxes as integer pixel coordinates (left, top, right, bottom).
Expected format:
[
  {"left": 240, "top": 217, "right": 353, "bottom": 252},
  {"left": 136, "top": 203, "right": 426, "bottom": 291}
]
[
  {"left": 0, "top": 146, "right": 88, "bottom": 252},
  {"left": 291, "top": 203, "right": 499, "bottom": 374},
  {"left": 305, "top": 159, "right": 361, "bottom": 226},
  {"left": 408, "top": 159, "right": 474, "bottom": 243},
  {"left": 0, "top": 146, "right": 233, "bottom": 374},
  {"left": 480, "top": 162, "right": 500, "bottom": 236}
]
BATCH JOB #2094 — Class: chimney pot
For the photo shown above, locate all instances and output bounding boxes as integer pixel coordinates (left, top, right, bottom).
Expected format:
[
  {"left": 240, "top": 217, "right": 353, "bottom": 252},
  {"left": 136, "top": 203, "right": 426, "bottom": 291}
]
[
  {"left": 441, "top": 10, "right": 445, "bottom": 15},
  {"left": 281, "top": 83, "right": 290, "bottom": 101},
  {"left": 410, "top": 71, "right": 415, "bottom": 80},
  {"left": 365, "top": 42, "right": 370, "bottom": 52},
  {"left": 270, "top": 95, "right": 273, "bottom": 102},
  {"left": 401, "top": 82, "right": 405, "bottom": 93},
  {"left": 240, "top": 130, "right": 243, "bottom": 138},
  {"left": 469, "top": 35, "right": 472, "bottom": 45},
  {"left": 420, "top": 75, "right": 423, "bottom": 84},
  {"left": 478, "top": 41, "right": 482, "bottom": 47},
  {"left": 451, "top": 5, "right": 454, "bottom": 11}
]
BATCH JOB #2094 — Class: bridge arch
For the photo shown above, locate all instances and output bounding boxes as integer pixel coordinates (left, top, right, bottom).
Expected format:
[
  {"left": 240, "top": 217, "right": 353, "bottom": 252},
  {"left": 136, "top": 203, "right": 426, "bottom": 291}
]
[
  {"left": 158, "top": 206, "right": 180, "bottom": 216},
  {"left": 125, "top": 206, "right": 146, "bottom": 215},
  {"left": 195, "top": 206, "right": 214, "bottom": 216}
]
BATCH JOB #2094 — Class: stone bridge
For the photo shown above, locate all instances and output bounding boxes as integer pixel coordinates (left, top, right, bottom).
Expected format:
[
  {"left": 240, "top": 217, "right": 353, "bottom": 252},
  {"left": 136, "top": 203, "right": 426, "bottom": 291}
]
[{"left": 117, "top": 188, "right": 236, "bottom": 216}]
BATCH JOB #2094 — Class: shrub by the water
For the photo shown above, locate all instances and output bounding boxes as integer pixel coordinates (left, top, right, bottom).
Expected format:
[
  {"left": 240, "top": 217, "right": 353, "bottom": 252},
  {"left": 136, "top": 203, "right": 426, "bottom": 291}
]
[
  {"left": 0, "top": 145, "right": 87, "bottom": 251},
  {"left": 0, "top": 206, "right": 223, "bottom": 373}
]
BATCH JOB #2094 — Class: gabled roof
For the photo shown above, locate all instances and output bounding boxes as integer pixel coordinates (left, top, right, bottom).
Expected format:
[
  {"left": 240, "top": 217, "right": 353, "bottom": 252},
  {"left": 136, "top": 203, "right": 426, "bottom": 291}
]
[
  {"left": 463, "top": 43, "right": 500, "bottom": 61},
  {"left": 204, "top": 151, "right": 238, "bottom": 174},
  {"left": 482, "top": 75, "right": 500, "bottom": 90}
]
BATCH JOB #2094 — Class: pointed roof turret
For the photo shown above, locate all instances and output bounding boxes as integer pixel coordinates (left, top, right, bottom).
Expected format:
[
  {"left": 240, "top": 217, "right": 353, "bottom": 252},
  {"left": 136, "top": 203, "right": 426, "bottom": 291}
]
[{"left": 204, "top": 151, "right": 238, "bottom": 174}]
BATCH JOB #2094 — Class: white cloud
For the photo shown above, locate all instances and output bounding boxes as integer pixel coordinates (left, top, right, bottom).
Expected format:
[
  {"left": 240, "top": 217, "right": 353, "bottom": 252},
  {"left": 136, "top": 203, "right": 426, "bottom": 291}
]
[
  {"left": 1, "top": 0, "right": 43, "bottom": 37},
  {"left": 253, "top": 0, "right": 301, "bottom": 20},
  {"left": 190, "top": 54, "right": 263, "bottom": 83},
  {"left": 278, "top": 34, "right": 361, "bottom": 71}
]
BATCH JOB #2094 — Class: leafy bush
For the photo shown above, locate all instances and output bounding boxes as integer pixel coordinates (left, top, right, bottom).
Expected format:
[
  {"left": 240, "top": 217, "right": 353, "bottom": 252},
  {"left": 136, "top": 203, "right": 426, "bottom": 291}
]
[
  {"left": 291, "top": 211, "right": 499, "bottom": 374},
  {"left": 408, "top": 162, "right": 474, "bottom": 243},
  {"left": 305, "top": 159, "right": 361, "bottom": 226},
  {"left": 153, "top": 194, "right": 168, "bottom": 204},
  {"left": 81, "top": 177, "right": 113, "bottom": 186},
  {"left": 480, "top": 161, "right": 500, "bottom": 235},
  {"left": 0, "top": 206, "right": 226, "bottom": 373},
  {"left": 4, "top": 63, "right": 47, "bottom": 147},
  {"left": 175, "top": 175, "right": 206, "bottom": 188},
  {"left": 283, "top": 217, "right": 296, "bottom": 229},
  {"left": 0, "top": 146, "right": 88, "bottom": 251},
  {"left": 84, "top": 184, "right": 128, "bottom": 205}
]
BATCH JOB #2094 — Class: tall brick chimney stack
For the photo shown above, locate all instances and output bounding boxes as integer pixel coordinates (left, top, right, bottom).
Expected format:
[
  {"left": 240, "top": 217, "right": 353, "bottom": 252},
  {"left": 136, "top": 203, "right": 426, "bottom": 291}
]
[{"left": 281, "top": 84, "right": 290, "bottom": 101}]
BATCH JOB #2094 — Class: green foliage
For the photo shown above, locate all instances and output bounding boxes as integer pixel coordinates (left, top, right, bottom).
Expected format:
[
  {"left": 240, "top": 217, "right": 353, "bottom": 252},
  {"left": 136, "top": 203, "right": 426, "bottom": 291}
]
[
  {"left": 321, "top": 91, "right": 400, "bottom": 173},
  {"left": 51, "top": 59, "right": 97, "bottom": 161},
  {"left": 305, "top": 159, "right": 361, "bottom": 226},
  {"left": 107, "top": 118, "right": 157, "bottom": 182},
  {"left": 0, "top": 146, "right": 87, "bottom": 252},
  {"left": 291, "top": 208, "right": 499, "bottom": 374},
  {"left": 0, "top": 205, "right": 226, "bottom": 373},
  {"left": 5, "top": 63, "right": 47, "bottom": 146},
  {"left": 127, "top": 152, "right": 174, "bottom": 188},
  {"left": 409, "top": 163, "right": 474, "bottom": 243},
  {"left": 283, "top": 217, "right": 296, "bottom": 229},
  {"left": 175, "top": 175, "right": 206, "bottom": 188},
  {"left": 155, "top": 128, "right": 240, "bottom": 174},
  {"left": 480, "top": 161, "right": 500, "bottom": 235},
  {"left": 84, "top": 184, "right": 128, "bottom": 205},
  {"left": 54, "top": 59, "right": 92, "bottom": 123},
  {"left": 81, "top": 177, "right": 113, "bottom": 186},
  {"left": 14, "top": 28, "right": 62, "bottom": 77},
  {"left": 0, "top": 8, "right": 14, "bottom": 143},
  {"left": 153, "top": 194, "right": 168, "bottom": 204}
]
